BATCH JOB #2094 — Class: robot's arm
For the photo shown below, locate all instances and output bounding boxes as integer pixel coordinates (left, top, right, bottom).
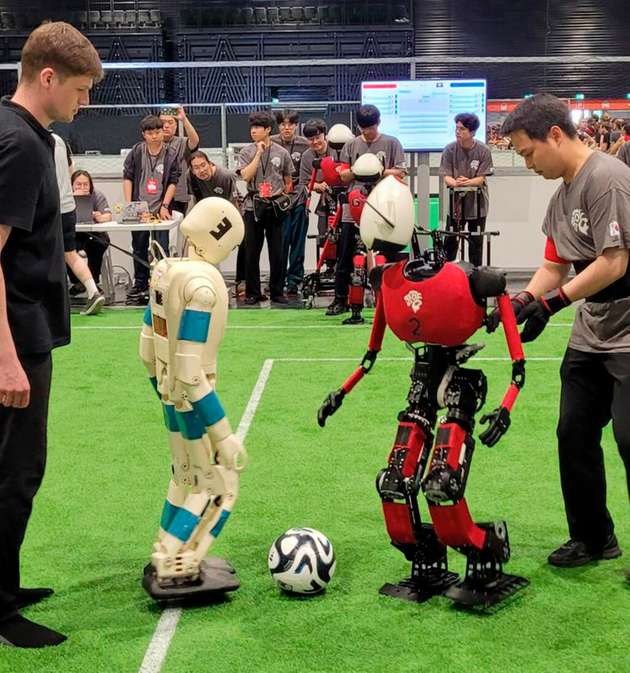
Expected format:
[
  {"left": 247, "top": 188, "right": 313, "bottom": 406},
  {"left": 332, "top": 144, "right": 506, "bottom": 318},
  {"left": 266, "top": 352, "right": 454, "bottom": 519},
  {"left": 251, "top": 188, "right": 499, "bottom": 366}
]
[
  {"left": 175, "top": 280, "right": 247, "bottom": 471},
  {"left": 479, "top": 293, "right": 526, "bottom": 447},
  {"left": 139, "top": 306, "right": 158, "bottom": 392},
  {"left": 317, "top": 294, "right": 387, "bottom": 427}
]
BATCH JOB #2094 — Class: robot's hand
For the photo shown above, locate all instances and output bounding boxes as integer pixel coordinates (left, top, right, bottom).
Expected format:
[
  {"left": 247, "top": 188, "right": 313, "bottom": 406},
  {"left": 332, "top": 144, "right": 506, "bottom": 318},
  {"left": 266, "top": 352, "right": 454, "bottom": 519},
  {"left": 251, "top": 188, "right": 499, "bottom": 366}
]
[
  {"left": 518, "top": 288, "right": 571, "bottom": 343},
  {"left": 479, "top": 406, "right": 511, "bottom": 447},
  {"left": 215, "top": 434, "right": 248, "bottom": 472},
  {"left": 485, "top": 291, "right": 535, "bottom": 333},
  {"left": 317, "top": 388, "right": 346, "bottom": 427}
]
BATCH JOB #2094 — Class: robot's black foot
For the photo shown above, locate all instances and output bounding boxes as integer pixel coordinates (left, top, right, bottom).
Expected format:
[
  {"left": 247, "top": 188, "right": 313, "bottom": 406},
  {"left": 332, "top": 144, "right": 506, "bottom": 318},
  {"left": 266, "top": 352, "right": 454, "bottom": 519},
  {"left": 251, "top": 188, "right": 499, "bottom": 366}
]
[
  {"left": 143, "top": 558, "right": 240, "bottom": 602},
  {"left": 342, "top": 314, "right": 365, "bottom": 325},
  {"left": 444, "top": 572, "right": 529, "bottom": 608},
  {"left": 379, "top": 570, "right": 460, "bottom": 604}
]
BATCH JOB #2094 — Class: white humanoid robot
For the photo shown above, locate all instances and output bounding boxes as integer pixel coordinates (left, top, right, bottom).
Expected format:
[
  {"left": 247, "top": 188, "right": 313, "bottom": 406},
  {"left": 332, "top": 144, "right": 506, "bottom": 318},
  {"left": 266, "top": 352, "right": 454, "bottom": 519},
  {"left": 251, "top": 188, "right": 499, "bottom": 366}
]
[{"left": 139, "top": 197, "right": 248, "bottom": 600}]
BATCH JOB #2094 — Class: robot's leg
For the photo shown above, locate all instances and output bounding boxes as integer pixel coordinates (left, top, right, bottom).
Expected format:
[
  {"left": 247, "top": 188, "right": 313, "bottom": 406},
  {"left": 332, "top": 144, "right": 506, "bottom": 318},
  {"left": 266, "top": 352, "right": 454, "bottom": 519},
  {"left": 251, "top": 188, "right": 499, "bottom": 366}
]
[
  {"left": 144, "top": 418, "right": 240, "bottom": 600},
  {"left": 423, "top": 421, "right": 528, "bottom": 608},
  {"left": 376, "top": 420, "right": 459, "bottom": 602},
  {"left": 343, "top": 253, "right": 366, "bottom": 325}
]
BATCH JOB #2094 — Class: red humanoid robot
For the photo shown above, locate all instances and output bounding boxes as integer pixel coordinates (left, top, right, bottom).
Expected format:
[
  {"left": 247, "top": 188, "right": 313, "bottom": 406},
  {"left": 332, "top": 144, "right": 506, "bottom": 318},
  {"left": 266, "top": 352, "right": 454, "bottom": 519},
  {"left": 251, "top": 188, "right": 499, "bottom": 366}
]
[{"left": 318, "top": 176, "right": 528, "bottom": 608}]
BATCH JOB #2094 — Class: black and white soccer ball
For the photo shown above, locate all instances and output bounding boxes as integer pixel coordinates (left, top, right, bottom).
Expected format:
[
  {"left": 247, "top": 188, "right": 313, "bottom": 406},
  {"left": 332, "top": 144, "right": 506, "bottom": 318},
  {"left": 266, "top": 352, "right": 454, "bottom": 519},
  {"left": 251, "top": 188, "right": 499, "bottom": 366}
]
[{"left": 268, "top": 527, "right": 336, "bottom": 595}]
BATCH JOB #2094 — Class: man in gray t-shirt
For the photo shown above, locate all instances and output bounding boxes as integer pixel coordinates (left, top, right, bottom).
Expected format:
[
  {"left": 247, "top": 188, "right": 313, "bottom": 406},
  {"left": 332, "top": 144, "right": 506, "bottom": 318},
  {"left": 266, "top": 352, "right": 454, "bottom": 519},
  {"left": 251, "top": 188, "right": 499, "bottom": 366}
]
[
  {"left": 160, "top": 107, "right": 200, "bottom": 215},
  {"left": 271, "top": 110, "right": 311, "bottom": 294},
  {"left": 327, "top": 104, "right": 407, "bottom": 319},
  {"left": 501, "top": 93, "right": 630, "bottom": 575},
  {"left": 237, "top": 111, "right": 294, "bottom": 305},
  {"left": 188, "top": 151, "right": 236, "bottom": 204},
  {"left": 616, "top": 138, "right": 630, "bottom": 168},
  {"left": 439, "top": 112, "right": 493, "bottom": 266}
]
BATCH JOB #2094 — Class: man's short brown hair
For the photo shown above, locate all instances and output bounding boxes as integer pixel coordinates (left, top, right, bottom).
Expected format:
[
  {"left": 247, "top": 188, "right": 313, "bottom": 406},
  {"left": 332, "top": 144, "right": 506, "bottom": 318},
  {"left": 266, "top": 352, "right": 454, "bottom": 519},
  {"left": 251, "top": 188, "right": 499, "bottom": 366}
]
[{"left": 20, "top": 21, "right": 103, "bottom": 83}]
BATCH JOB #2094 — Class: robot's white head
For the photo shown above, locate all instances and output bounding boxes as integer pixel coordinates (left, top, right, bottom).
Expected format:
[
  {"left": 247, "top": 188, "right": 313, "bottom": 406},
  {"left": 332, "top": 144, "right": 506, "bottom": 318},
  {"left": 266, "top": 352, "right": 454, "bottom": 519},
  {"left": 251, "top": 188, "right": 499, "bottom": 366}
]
[
  {"left": 351, "top": 153, "right": 384, "bottom": 184},
  {"left": 360, "top": 176, "right": 414, "bottom": 253},
  {"left": 181, "top": 197, "right": 244, "bottom": 265},
  {"left": 327, "top": 123, "right": 354, "bottom": 150}
]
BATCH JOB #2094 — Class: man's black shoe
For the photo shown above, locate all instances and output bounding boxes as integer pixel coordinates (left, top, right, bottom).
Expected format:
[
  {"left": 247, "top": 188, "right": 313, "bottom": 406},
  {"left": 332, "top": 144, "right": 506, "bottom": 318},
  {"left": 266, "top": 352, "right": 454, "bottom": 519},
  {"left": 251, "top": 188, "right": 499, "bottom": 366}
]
[
  {"left": 16, "top": 588, "right": 54, "bottom": 610},
  {"left": 243, "top": 296, "right": 260, "bottom": 306},
  {"left": 548, "top": 534, "right": 622, "bottom": 567},
  {"left": 0, "top": 613, "right": 66, "bottom": 648},
  {"left": 271, "top": 295, "right": 289, "bottom": 304},
  {"left": 126, "top": 285, "right": 148, "bottom": 298},
  {"left": 325, "top": 298, "right": 348, "bottom": 316},
  {"left": 69, "top": 282, "right": 86, "bottom": 297}
]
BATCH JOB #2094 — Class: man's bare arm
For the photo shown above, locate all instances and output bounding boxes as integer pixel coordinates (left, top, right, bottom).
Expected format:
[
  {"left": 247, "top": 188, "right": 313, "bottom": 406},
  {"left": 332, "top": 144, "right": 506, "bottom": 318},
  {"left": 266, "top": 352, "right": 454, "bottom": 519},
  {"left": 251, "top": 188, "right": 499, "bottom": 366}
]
[{"left": 0, "top": 224, "right": 30, "bottom": 408}]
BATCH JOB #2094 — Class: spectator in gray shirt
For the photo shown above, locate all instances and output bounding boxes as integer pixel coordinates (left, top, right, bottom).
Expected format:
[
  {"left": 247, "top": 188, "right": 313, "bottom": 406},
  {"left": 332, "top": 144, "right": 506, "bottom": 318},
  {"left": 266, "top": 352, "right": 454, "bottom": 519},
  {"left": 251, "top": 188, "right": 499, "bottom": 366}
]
[
  {"left": 271, "top": 109, "right": 310, "bottom": 296},
  {"left": 160, "top": 106, "right": 200, "bottom": 215},
  {"left": 439, "top": 112, "right": 493, "bottom": 266},
  {"left": 237, "top": 111, "right": 294, "bottom": 306}
]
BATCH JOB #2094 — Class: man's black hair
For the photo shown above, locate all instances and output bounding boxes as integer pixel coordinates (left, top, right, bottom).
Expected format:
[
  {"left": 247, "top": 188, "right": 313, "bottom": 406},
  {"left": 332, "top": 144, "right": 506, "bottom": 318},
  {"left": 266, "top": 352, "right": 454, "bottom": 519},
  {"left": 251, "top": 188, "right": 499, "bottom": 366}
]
[
  {"left": 624, "top": 122, "right": 630, "bottom": 135},
  {"left": 249, "top": 111, "right": 274, "bottom": 129},
  {"left": 356, "top": 104, "right": 380, "bottom": 128},
  {"left": 454, "top": 112, "right": 480, "bottom": 134},
  {"left": 502, "top": 94, "right": 576, "bottom": 140},
  {"left": 303, "top": 118, "right": 327, "bottom": 138},
  {"left": 188, "top": 150, "right": 211, "bottom": 166},
  {"left": 274, "top": 109, "right": 299, "bottom": 125},
  {"left": 140, "top": 115, "right": 164, "bottom": 132}
]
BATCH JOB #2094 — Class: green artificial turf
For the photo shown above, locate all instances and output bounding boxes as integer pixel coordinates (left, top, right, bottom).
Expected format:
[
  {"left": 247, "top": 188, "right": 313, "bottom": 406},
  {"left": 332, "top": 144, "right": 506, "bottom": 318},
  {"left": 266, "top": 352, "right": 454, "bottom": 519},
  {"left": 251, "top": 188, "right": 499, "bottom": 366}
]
[{"left": 2, "top": 307, "right": 628, "bottom": 673}]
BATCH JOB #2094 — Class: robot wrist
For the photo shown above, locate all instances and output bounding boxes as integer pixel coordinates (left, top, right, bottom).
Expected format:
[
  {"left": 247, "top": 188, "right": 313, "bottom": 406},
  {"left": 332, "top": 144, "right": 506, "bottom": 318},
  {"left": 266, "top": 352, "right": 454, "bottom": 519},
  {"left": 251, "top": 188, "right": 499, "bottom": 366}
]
[
  {"left": 511, "top": 359, "right": 526, "bottom": 389},
  {"left": 540, "top": 287, "right": 571, "bottom": 315},
  {"left": 360, "top": 349, "right": 378, "bottom": 372}
]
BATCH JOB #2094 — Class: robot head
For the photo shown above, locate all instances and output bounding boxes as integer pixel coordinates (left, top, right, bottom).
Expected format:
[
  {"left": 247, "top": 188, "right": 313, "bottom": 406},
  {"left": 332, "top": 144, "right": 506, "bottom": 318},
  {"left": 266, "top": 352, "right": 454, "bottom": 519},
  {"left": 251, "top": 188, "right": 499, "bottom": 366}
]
[
  {"left": 351, "top": 153, "right": 383, "bottom": 184},
  {"left": 181, "top": 197, "right": 244, "bottom": 265},
  {"left": 360, "top": 176, "right": 414, "bottom": 253},
  {"left": 326, "top": 123, "right": 354, "bottom": 151},
  {"left": 347, "top": 187, "right": 367, "bottom": 225}
]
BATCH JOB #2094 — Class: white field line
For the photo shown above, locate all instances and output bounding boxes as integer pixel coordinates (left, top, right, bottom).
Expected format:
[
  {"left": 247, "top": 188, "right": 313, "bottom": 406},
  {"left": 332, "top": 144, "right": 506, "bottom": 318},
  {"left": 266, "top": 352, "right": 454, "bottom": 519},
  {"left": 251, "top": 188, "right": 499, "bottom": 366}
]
[
  {"left": 273, "top": 356, "right": 562, "bottom": 362},
  {"left": 138, "top": 359, "right": 274, "bottom": 673},
  {"left": 72, "top": 323, "right": 574, "bottom": 330}
]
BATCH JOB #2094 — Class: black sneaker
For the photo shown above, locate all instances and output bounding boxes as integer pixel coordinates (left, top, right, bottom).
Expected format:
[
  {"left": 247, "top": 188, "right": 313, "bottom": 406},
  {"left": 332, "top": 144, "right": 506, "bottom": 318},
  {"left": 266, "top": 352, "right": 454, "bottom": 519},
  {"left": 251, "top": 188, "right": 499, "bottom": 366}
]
[
  {"left": 547, "top": 534, "right": 622, "bottom": 567},
  {"left": 271, "top": 295, "right": 289, "bottom": 304},
  {"left": 325, "top": 298, "right": 348, "bottom": 316},
  {"left": 69, "top": 283, "right": 86, "bottom": 297},
  {"left": 80, "top": 292, "right": 105, "bottom": 316},
  {"left": 243, "top": 296, "right": 260, "bottom": 306},
  {"left": 126, "top": 284, "right": 148, "bottom": 298}
]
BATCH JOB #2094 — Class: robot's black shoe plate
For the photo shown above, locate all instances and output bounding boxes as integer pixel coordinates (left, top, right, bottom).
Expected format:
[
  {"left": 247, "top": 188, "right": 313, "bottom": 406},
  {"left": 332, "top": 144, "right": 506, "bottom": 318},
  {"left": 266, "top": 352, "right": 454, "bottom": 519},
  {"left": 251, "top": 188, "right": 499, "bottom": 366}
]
[
  {"left": 379, "top": 570, "right": 460, "bottom": 603},
  {"left": 444, "top": 573, "right": 529, "bottom": 608},
  {"left": 143, "top": 558, "right": 240, "bottom": 601}
]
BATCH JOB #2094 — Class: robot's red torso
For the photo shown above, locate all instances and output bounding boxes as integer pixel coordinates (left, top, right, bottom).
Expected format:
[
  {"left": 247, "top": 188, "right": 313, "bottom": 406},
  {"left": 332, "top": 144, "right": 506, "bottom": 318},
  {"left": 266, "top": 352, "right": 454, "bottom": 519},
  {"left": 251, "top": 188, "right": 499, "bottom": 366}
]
[{"left": 380, "top": 261, "right": 485, "bottom": 347}]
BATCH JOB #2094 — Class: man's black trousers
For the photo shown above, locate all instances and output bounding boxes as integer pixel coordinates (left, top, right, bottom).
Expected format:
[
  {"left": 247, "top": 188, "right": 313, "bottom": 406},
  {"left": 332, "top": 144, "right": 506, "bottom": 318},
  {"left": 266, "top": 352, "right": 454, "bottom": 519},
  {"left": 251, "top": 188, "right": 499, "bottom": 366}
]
[
  {"left": 0, "top": 352, "right": 52, "bottom": 619},
  {"left": 333, "top": 221, "right": 358, "bottom": 300},
  {"left": 557, "top": 347, "right": 630, "bottom": 550},
  {"left": 244, "top": 209, "right": 284, "bottom": 300},
  {"left": 444, "top": 215, "right": 486, "bottom": 267},
  {"left": 131, "top": 230, "right": 169, "bottom": 290}
]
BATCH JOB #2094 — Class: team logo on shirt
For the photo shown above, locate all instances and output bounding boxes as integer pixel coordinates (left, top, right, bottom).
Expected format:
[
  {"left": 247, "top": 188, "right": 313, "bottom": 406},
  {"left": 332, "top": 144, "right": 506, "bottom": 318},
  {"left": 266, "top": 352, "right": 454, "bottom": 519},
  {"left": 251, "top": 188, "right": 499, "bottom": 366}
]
[
  {"left": 609, "top": 220, "right": 620, "bottom": 237},
  {"left": 470, "top": 159, "right": 480, "bottom": 171},
  {"left": 214, "top": 187, "right": 224, "bottom": 195},
  {"left": 271, "top": 156, "right": 281, "bottom": 168},
  {"left": 571, "top": 208, "right": 590, "bottom": 235},
  {"left": 404, "top": 290, "right": 423, "bottom": 313},
  {"left": 155, "top": 163, "right": 164, "bottom": 175},
  {"left": 291, "top": 151, "right": 302, "bottom": 162}
]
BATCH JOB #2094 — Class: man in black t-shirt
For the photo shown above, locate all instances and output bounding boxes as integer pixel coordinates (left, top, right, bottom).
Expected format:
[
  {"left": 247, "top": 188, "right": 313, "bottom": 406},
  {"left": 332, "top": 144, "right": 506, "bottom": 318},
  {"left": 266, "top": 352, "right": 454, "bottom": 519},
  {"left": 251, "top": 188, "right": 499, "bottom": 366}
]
[{"left": 0, "top": 22, "right": 102, "bottom": 648}]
